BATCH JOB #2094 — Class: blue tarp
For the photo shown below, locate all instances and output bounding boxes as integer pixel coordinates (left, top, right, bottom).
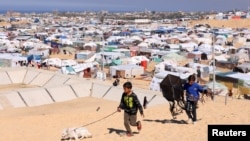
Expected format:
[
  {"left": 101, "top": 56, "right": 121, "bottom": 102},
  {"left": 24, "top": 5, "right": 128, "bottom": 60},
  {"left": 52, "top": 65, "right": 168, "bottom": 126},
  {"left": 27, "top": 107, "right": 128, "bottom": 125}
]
[{"left": 27, "top": 55, "right": 42, "bottom": 63}]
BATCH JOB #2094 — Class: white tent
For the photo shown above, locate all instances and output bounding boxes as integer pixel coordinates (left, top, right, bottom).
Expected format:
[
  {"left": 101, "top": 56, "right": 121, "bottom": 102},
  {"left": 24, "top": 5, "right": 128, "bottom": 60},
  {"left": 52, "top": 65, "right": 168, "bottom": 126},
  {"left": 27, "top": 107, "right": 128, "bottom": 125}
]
[
  {"left": 61, "top": 59, "right": 77, "bottom": 67},
  {"left": 129, "top": 56, "right": 149, "bottom": 65},
  {"left": 162, "top": 52, "right": 186, "bottom": 62},
  {"left": 154, "top": 60, "right": 178, "bottom": 73},
  {"left": 130, "top": 35, "right": 143, "bottom": 42},
  {"left": 84, "top": 42, "right": 97, "bottom": 48},
  {"left": 179, "top": 42, "right": 198, "bottom": 52},
  {"left": 109, "top": 64, "right": 144, "bottom": 78},
  {"left": 71, "top": 62, "right": 98, "bottom": 73},
  {"left": 198, "top": 43, "right": 212, "bottom": 54},
  {"left": 137, "top": 42, "right": 149, "bottom": 48},
  {"left": 43, "top": 58, "right": 62, "bottom": 67}
]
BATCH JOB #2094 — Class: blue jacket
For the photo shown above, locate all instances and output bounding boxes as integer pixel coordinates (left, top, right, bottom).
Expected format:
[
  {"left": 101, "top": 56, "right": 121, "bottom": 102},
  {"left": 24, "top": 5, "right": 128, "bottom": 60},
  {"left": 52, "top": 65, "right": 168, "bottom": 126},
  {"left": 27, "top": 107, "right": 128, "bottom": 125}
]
[{"left": 184, "top": 82, "right": 204, "bottom": 101}]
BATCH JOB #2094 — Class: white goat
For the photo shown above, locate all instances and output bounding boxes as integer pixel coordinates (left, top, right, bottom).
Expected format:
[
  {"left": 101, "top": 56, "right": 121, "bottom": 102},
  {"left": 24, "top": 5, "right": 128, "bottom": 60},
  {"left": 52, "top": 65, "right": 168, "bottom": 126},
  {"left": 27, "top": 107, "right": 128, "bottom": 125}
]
[{"left": 61, "top": 127, "right": 92, "bottom": 140}]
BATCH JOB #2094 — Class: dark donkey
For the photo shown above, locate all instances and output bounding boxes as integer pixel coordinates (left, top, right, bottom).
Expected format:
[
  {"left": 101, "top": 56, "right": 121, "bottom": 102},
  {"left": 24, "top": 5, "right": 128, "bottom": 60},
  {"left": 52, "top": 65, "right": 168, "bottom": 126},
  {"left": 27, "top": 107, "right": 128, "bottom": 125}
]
[{"left": 160, "top": 74, "right": 186, "bottom": 119}]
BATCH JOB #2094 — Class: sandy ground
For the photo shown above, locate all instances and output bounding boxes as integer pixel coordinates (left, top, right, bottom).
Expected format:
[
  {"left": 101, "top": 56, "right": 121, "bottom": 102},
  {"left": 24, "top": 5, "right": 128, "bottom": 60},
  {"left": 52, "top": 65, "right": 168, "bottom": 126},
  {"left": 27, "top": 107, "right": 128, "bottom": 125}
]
[
  {"left": 0, "top": 67, "right": 249, "bottom": 141},
  {"left": 0, "top": 18, "right": 250, "bottom": 141},
  {"left": 189, "top": 18, "right": 250, "bottom": 29},
  {"left": 0, "top": 92, "right": 249, "bottom": 141}
]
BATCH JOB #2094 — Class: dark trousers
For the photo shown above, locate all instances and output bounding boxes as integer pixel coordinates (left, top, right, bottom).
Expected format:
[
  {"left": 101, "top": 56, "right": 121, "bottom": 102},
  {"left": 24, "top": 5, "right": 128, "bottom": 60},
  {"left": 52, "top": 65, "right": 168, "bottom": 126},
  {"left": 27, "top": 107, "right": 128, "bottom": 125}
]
[
  {"left": 185, "top": 100, "right": 197, "bottom": 122},
  {"left": 124, "top": 112, "right": 137, "bottom": 133}
]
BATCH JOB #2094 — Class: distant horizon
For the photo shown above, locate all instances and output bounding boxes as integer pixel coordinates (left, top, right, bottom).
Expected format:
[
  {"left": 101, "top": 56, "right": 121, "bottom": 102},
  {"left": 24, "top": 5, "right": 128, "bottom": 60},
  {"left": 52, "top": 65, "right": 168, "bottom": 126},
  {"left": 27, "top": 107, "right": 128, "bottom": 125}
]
[
  {"left": 1, "top": 0, "right": 249, "bottom": 14},
  {"left": 0, "top": 9, "right": 249, "bottom": 14}
]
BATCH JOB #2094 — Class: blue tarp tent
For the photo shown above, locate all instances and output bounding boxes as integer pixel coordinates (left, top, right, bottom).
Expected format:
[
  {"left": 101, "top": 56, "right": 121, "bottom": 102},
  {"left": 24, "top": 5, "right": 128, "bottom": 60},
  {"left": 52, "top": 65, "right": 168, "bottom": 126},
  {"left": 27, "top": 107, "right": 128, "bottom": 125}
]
[{"left": 27, "top": 55, "right": 42, "bottom": 63}]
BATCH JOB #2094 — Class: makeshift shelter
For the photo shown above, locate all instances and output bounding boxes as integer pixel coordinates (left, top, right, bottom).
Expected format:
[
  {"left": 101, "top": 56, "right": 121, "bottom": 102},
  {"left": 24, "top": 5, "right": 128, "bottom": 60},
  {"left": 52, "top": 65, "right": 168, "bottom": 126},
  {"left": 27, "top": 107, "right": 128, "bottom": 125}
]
[
  {"left": 96, "top": 52, "right": 124, "bottom": 66},
  {"left": 83, "top": 42, "right": 97, "bottom": 51},
  {"left": 162, "top": 52, "right": 186, "bottom": 62},
  {"left": 60, "top": 47, "right": 77, "bottom": 54},
  {"left": 109, "top": 64, "right": 144, "bottom": 78},
  {"left": 232, "top": 52, "right": 249, "bottom": 63},
  {"left": 112, "top": 48, "right": 131, "bottom": 57},
  {"left": 61, "top": 59, "right": 77, "bottom": 67},
  {"left": 205, "top": 81, "right": 228, "bottom": 96},
  {"left": 187, "top": 51, "right": 202, "bottom": 60},
  {"left": 188, "top": 62, "right": 214, "bottom": 78},
  {"left": 137, "top": 42, "right": 149, "bottom": 48},
  {"left": 215, "top": 72, "right": 250, "bottom": 97},
  {"left": 0, "top": 53, "right": 27, "bottom": 67},
  {"left": 61, "top": 66, "right": 77, "bottom": 75},
  {"left": 112, "top": 58, "right": 122, "bottom": 66},
  {"left": 129, "top": 56, "right": 149, "bottom": 65},
  {"left": 154, "top": 60, "right": 178, "bottom": 74},
  {"left": 129, "top": 46, "right": 139, "bottom": 57},
  {"left": 75, "top": 51, "right": 96, "bottom": 63},
  {"left": 43, "top": 58, "right": 61, "bottom": 67},
  {"left": 224, "top": 46, "right": 237, "bottom": 55}
]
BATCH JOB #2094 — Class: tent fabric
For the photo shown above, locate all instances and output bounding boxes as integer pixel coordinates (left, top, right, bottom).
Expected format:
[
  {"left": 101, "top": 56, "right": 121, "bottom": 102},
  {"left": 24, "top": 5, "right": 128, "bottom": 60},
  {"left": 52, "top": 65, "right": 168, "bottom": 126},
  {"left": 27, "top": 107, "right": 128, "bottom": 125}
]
[
  {"left": 112, "top": 59, "right": 122, "bottom": 65},
  {"left": 215, "top": 72, "right": 238, "bottom": 83},
  {"left": 205, "top": 81, "right": 227, "bottom": 91},
  {"left": 162, "top": 52, "right": 186, "bottom": 61}
]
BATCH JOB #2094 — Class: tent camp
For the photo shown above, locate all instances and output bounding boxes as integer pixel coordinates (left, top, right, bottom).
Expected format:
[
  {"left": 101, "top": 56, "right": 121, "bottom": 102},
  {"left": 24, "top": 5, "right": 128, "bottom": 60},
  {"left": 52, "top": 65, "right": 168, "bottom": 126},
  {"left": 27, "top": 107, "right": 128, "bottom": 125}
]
[
  {"left": 0, "top": 53, "right": 27, "bottom": 67},
  {"left": 215, "top": 72, "right": 250, "bottom": 97}
]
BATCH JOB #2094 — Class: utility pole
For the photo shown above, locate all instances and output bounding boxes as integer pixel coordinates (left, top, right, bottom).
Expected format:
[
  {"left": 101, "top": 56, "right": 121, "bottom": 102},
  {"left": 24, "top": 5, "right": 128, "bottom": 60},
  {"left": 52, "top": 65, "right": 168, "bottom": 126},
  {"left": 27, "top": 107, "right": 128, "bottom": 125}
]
[
  {"left": 102, "top": 47, "right": 105, "bottom": 81},
  {"left": 212, "top": 31, "right": 216, "bottom": 101}
]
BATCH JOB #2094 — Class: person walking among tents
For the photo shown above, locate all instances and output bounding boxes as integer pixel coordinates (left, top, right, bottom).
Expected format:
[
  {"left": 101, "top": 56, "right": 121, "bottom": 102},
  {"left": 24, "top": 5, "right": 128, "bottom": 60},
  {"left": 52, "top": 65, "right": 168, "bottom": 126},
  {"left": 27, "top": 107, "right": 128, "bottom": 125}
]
[
  {"left": 196, "top": 66, "right": 201, "bottom": 83},
  {"left": 183, "top": 74, "right": 205, "bottom": 124},
  {"left": 113, "top": 78, "right": 120, "bottom": 86}
]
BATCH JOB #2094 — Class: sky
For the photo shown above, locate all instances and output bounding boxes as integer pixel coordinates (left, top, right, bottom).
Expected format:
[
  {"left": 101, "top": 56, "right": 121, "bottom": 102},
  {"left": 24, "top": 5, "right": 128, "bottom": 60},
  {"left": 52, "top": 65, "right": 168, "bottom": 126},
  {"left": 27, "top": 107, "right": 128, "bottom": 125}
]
[{"left": 1, "top": 0, "right": 250, "bottom": 12}]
